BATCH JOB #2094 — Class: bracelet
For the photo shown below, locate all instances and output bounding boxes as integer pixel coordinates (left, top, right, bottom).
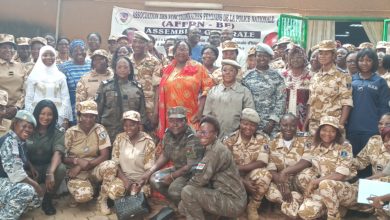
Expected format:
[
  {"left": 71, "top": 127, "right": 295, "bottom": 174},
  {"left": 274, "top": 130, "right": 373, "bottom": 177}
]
[
  {"left": 170, "top": 173, "right": 175, "bottom": 181},
  {"left": 46, "top": 173, "right": 54, "bottom": 176}
]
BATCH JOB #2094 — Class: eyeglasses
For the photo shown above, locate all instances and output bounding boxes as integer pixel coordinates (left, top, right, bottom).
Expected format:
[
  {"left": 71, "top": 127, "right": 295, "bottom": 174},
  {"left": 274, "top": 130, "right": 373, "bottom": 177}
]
[{"left": 196, "top": 130, "right": 215, "bottom": 136}]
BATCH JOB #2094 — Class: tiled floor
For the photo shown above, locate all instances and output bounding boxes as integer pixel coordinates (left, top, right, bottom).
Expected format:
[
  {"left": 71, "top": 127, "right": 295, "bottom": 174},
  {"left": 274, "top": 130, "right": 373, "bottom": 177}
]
[{"left": 20, "top": 194, "right": 378, "bottom": 220}]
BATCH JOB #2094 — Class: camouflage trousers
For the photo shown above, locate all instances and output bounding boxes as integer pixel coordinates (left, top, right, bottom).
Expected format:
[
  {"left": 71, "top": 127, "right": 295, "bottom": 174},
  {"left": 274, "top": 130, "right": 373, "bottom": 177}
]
[
  {"left": 244, "top": 168, "right": 272, "bottom": 201},
  {"left": 178, "top": 185, "right": 247, "bottom": 220},
  {"left": 107, "top": 177, "right": 151, "bottom": 200},
  {"left": 67, "top": 160, "right": 117, "bottom": 203},
  {"left": 264, "top": 168, "right": 316, "bottom": 218},
  {"left": 0, "top": 178, "right": 41, "bottom": 220},
  {"left": 298, "top": 179, "right": 357, "bottom": 220},
  {"left": 150, "top": 167, "right": 190, "bottom": 204}
]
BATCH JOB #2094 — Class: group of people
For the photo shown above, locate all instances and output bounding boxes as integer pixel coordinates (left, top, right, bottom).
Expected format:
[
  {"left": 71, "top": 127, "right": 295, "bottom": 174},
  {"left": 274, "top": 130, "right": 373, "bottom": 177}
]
[{"left": 0, "top": 25, "right": 390, "bottom": 220}]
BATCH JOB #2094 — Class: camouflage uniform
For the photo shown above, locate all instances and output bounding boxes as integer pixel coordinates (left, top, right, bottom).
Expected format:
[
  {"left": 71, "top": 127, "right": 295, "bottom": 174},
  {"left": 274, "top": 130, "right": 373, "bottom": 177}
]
[
  {"left": 150, "top": 125, "right": 204, "bottom": 204},
  {"left": 203, "top": 82, "right": 255, "bottom": 138},
  {"left": 265, "top": 133, "right": 312, "bottom": 218},
  {"left": 65, "top": 123, "right": 117, "bottom": 203},
  {"left": 269, "top": 57, "right": 286, "bottom": 73},
  {"left": 75, "top": 69, "right": 113, "bottom": 108},
  {"left": 298, "top": 142, "right": 357, "bottom": 220},
  {"left": 223, "top": 130, "right": 270, "bottom": 201},
  {"left": 242, "top": 69, "right": 286, "bottom": 136},
  {"left": 307, "top": 65, "right": 353, "bottom": 134},
  {"left": 0, "top": 131, "right": 41, "bottom": 220},
  {"left": 351, "top": 135, "right": 390, "bottom": 217},
  {"left": 178, "top": 140, "right": 247, "bottom": 219},
  {"left": 130, "top": 53, "right": 162, "bottom": 121},
  {"left": 108, "top": 131, "right": 155, "bottom": 200},
  {"left": 95, "top": 78, "right": 147, "bottom": 141}
]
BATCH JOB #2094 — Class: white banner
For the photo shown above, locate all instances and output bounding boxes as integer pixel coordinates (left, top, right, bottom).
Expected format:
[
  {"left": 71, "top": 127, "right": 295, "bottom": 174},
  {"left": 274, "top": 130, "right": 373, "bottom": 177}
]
[{"left": 111, "top": 6, "right": 279, "bottom": 52}]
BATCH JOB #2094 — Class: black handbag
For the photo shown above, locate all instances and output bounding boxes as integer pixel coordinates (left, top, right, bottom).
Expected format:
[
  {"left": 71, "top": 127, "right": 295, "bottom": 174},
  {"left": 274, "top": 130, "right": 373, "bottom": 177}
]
[{"left": 114, "top": 192, "right": 150, "bottom": 220}]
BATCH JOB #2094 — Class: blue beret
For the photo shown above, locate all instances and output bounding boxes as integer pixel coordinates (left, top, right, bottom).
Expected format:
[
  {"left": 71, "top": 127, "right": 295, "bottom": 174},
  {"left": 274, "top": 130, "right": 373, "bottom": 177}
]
[{"left": 15, "top": 110, "right": 37, "bottom": 127}]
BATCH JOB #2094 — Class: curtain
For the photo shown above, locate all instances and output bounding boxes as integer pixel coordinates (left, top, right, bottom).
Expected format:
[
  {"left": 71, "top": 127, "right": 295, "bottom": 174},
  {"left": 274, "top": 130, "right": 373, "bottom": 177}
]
[
  {"left": 306, "top": 20, "right": 335, "bottom": 52},
  {"left": 362, "top": 21, "right": 383, "bottom": 46}
]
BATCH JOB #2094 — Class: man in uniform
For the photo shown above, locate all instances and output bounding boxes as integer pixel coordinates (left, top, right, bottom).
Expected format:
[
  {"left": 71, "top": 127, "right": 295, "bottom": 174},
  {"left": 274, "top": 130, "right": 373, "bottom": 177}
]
[
  {"left": 0, "top": 34, "right": 26, "bottom": 119},
  {"left": 223, "top": 108, "right": 270, "bottom": 220},
  {"left": 141, "top": 106, "right": 204, "bottom": 205},
  {"left": 270, "top": 36, "right": 291, "bottom": 72},
  {"left": 242, "top": 43, "right": 286, "bottom": 137},
  {"left": 179, "top": 116, "right": 247, "bottom": 219},
  {"left": 130, "top": 31, "right": 162, "bottom": 128},
  {"left": 76, "top": 49, "right": 113, "bottom": 108},
  {"left": 107, "top": 35, "right": 118, "bottom": 66},
  {"left": 211, "top": 41, "right": 244, "bottom": 84},
  {"left": 63, "top": 100, "right": 117, "bottom": 215},
  {"left": 15, "top": 37, "right": 32, "bottom": 63},
  {"left": 0, "top": 90, "right": 11, "bottom": 137}
]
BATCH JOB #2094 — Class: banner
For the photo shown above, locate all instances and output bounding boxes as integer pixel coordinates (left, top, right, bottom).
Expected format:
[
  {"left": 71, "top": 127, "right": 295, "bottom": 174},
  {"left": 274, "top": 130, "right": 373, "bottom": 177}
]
[{"left": 111, "top": 6, "right": 279, "bottom": 53}]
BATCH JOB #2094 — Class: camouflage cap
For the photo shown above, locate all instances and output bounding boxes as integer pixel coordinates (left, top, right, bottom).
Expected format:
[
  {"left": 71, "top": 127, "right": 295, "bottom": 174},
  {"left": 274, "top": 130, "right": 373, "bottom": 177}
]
[
  {"left": 221, "top": 59, "right": 241, "bottom": 70},
  {"left": 318, "top": 40, "right": 336, "bottom": 51},
  {"left": 241, "top": 108, "right": 260, "bottom": 124},
  {"left": 358, "top": 42, "right": 374, "bottom": 50},
  {"left": 342, "top": 43, "right": 356, "bottom": 52},
  {"left": 122, "top": 110, "right": 141, "bottom": 122},
  {"left": 79, "top": 100, "right": 98, "bottom": 115},
  {"left": 222, "top": 40, "right": 239, "bottom": 51},
  {"left": 276, "top": 36, "right": 292, "bottom": 45},
  {"left": 0, "top": 90, "right": 8, "bottom": 106},
  {"left": 134, "top": 31, "right": 150, "bottom": 42},
  {"left": 30, "top": 37, "right": 47, "bottom": 46},
  {"left": 91, "top": 49, "right": 109, "bottom": 59},
  {"left": 0, "top": 34, "right": 16, "bottom": 47},
  {"left": 16, "top": 37, "right": 31, "bottom": 46},
  {"left": 376, "top": 41, "right": 390, "bottom": 49},
  {"left": 256, "top": 43, "right": 274, "bottom": 56},
  {"left": 310, "top": 44, "right": 320, "bottom": 52},
  {"left": 15, "top": 110, "right": 36, "bottom": 127},
  {"left": 319, "top": 115, "right": 340, "bottom": 130},
  {"left": 168, "top": 106, "right": 187, "bottom": 119},
  {"left": 247, "top": 46, "right": 256, "bottom": 56}
]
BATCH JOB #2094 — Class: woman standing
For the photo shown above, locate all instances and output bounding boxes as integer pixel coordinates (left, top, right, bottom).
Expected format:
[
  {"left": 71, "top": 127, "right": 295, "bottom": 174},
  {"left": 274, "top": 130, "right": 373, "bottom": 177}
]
[
  {"left": 25, "top": 45, "right": 72, "bottom": 127},
  {"left": 346, "top": 51, "right": 358, "bottom": 76},
  {"left": 347, "top": 48, "right": 390, "bottom": 156},
  {"left": 27, "top": 100, "right": 66, "bottom": 215},
  {"left": 56, "top": 37, "right": 71, "bottom": 64},
  {"left": 96, "top": 56, "right": 147, "bottom": 141},
  {"left": 282, "top": 45, "right": 311, "bottom": 131},
  {"left": 304, "top": 40, "right": 353, "bottom": 135},
  {"left": 0, "top": 110, "right": 43, "bottom": 219},
  {"left": 157, "top": 41, "right": 214, "bottom": 139},
  {"left": 58, "top": 40, "right": 91, "bottom": 125}
]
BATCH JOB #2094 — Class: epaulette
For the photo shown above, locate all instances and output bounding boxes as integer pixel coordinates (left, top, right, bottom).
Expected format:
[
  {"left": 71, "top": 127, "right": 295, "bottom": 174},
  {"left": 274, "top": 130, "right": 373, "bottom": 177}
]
[
  {"left": 102, "top": 78, "right": 114, "bottom": 84},
  {"left": 296, "top": 131, "right": 311, "bottom": 137},
  {"left": 131, "top": 80, "right": 143, "bottom": 89}
]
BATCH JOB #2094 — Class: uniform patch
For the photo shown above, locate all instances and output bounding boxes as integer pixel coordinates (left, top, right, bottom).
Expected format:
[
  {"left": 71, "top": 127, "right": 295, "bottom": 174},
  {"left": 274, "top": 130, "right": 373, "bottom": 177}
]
[
  {"left": 196, "top": 162, "right": 206, "bottom": 170},
  {"left": 340, "top": 150, "right": 348, "bottom": 158},
  {"left": 263, "top": 144, "right": 269, "bottom": 152},
  {"left": 99, "top": 131, "right": 107, "bottom": 140},
  {"left": 304, "top": 141, "right": 312, "bottom": 149}
]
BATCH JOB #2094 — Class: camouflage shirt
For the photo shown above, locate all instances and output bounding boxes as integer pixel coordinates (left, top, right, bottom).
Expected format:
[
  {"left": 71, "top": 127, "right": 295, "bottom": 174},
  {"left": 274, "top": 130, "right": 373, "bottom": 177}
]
[
  {"left": 354, "top": 135, "right": 390, "bottom": 175},
  {"left": 242, "top": 68, "right": 286, "bottom": 129},
  {"left": 162, "top": 125, "right": 204, "bottom": 171}
]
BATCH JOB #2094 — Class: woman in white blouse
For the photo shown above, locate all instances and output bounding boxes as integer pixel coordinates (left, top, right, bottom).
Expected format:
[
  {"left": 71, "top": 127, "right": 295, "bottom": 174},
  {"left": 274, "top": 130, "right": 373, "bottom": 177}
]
[{"left": 25, "top": 45, "right": 72, "bottom": 128}]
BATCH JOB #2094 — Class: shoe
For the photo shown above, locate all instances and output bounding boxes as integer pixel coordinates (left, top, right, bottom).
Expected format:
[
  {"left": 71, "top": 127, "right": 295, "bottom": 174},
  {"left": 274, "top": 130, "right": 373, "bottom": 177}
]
[{"left": 42, "top": 193, "right": 56, "bottom": 215}]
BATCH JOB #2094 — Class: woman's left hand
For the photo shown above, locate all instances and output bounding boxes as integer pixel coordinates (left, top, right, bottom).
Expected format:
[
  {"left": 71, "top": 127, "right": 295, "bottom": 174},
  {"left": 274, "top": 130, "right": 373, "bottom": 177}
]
[
  {"left": 45, "top": 174, "right": 55, "bottom": 192},
  {"left": 190, "top": 113, "right": 202, "bottom": 124}
]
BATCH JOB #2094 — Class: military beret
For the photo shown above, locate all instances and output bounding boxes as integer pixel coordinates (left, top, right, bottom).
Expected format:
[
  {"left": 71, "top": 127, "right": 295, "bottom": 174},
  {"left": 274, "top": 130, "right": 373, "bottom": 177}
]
[
  {"left": 256, "top": 43, "right": 274, "bottom": 56},
  {"left": 221, "top": 59, "right": 241, "bottom": 70},
  {"left": 241, "top": 108, "right": 260, "bottom": 124},
  {"left": 15, "top": 110, "right": 37, "bottom": 127},
  {"left": 134, "top": 31, "right": 150, "bottom": 42}
]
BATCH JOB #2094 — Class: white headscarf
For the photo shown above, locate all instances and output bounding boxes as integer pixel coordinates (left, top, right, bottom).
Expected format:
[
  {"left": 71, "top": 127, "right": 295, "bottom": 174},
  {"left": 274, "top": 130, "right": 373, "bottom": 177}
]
[{"left": 27, "top": 45, "right": 65, "bottom": 82}]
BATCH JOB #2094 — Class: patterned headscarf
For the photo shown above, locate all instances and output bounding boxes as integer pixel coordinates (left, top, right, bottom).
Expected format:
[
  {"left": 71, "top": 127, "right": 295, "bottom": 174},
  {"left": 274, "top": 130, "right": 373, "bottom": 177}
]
[{"left": 69, "top": 39, "right": 86, "bottom": 54}]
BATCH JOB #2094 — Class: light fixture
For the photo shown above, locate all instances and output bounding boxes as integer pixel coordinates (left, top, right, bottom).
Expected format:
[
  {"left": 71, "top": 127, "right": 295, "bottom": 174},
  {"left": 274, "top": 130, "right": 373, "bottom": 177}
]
[{"left": 145, "top": 1, "right": 223, "bottom": 10}]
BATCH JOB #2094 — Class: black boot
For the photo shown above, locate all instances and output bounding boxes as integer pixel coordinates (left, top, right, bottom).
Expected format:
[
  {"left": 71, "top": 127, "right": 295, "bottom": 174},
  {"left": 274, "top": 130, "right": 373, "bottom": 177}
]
[{"left": 42, "top": 193, "right": 56, "bottom": 215}]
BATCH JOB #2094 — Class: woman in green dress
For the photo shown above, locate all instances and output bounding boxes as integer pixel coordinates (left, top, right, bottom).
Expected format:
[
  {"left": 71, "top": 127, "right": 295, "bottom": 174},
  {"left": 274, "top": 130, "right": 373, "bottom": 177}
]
[{"left": 27, "top": 99, "right": 66, "bottom": 215}]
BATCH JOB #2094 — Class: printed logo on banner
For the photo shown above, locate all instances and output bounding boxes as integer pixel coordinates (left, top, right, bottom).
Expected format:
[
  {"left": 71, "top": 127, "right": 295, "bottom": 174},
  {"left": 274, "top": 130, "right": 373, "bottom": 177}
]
[{"left": 116, "top": 8, "right": 132, "bottom": 25}]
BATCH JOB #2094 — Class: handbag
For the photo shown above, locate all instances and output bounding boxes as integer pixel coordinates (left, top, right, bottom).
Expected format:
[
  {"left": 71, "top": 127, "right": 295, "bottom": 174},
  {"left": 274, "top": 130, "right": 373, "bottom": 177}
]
[
  {"left": 150, "top": 206, "right": 175, "bottom": 220},
  {"left": 114, "top": 192, "right": 150, "bottom": 220}
]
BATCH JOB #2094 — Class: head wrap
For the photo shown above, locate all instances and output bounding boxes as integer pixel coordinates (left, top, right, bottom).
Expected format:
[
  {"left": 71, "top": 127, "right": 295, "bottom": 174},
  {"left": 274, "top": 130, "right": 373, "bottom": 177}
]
[{"left": 69, "top": 39, "right": 86, "bottom": 54}]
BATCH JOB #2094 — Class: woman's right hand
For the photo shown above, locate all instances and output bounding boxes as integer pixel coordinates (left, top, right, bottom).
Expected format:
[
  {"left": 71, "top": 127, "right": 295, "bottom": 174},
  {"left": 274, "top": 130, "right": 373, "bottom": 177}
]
[
  {"left": 76, "top": 159, "right": 90, "bottom": 170},
  {"left": 34, "top": 182, "right": 45, "bottom": 197},
  {"left": 68, "top": 166, "right": 82, "bottom": 178}
]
